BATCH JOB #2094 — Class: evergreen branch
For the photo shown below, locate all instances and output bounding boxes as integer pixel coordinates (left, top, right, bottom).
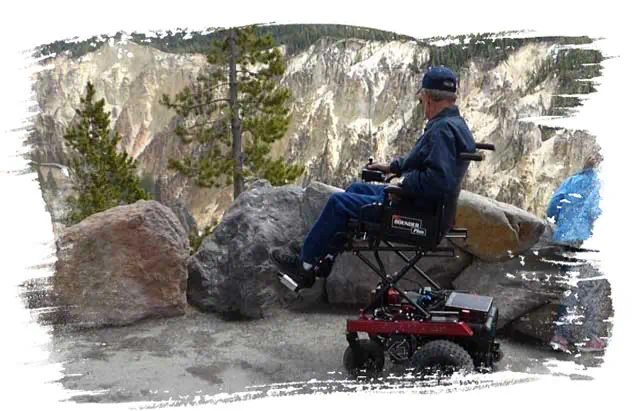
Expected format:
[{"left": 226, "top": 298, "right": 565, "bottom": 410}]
[
  {"left": 185, "top": 98, "right": 231, "bottom": 111},
  {"left": 203, "top": 82, "right": 231, "bottom": 93}
]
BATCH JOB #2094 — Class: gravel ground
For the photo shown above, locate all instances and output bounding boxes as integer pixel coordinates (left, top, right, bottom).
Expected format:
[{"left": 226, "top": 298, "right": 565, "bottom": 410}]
[{"left": 45, "top": 305, "right": 606, "bottom": 407}]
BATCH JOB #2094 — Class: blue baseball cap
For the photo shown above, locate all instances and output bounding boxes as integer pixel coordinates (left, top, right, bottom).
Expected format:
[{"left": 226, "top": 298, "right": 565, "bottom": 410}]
[{"left": 420, "top": 66, "right": 457, "bottom": 93}]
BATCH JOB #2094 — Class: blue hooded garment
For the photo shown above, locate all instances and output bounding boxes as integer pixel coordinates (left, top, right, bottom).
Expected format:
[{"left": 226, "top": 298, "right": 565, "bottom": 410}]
[{"left": 546, "top": 168, "right": 602, "bottom": 245}]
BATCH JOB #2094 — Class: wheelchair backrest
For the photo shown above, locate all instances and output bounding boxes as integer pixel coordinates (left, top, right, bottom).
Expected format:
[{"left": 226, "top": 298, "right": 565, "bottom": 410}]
[{"left": 376, "top": 143, "right": 494, "bottom": 250}]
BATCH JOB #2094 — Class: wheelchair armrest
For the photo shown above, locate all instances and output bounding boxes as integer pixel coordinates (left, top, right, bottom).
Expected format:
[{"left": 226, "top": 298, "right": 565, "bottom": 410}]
[
  {"left": 459, "top": 152, "right": 484, "bottom": 161},
  {"left": 384, "top": 184, "right": 417, "bottom": 200},
  {"left": 384, "top": 184, "right": 403, "bottom": 194},
  {"left": 476, "top": 143, "right": 495, "bottom": 151}
]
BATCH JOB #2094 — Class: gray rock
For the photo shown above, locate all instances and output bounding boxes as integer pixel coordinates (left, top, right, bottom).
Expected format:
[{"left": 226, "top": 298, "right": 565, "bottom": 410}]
[
  {"left": 511, "top": 302, "right": 561, "bottom": 342},
  {"left": 187, "top": 182, "right": 326, "bottom": 319},
  {"left": 401, "top": 240, "right": 474, "bottom": 290},
  {"left": 510, "top": 261, "right": 613, "bottom": 344},
  {"left": 52, "top": 200, "right": 189, "bottom": 329},
  {"left": 452, "top": 245, "right": 583, "bottom": 329}
]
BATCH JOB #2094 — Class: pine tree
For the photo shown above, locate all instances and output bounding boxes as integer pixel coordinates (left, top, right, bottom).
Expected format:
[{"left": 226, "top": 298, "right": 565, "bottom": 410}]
[
  {"left": 160, "top": 25, "right": 304, "bottom": 200},
  {"left": 63, "top": 81, "right": 149, "bottom": 225}
]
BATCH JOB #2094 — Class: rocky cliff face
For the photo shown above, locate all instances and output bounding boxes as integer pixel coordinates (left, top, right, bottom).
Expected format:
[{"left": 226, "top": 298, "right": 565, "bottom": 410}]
[{"left": 30, "top": 36, "right": 600, "bottom": 233}]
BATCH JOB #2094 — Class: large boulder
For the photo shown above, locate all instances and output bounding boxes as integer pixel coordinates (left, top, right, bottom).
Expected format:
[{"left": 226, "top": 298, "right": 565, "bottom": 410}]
[
  {"left": 510, "top": 260, "right": 613, "bottom": 344},
  {"left": 52, "top": 200, "right": 189, "bottom": 329},
  {"left": 187, "top": 181, "right": 325, "bottom": 320},
  {"left": 452, "top": 244, "right": 576, "bottom": 329},
  {"left": 511, "top": 302, "right": 561, "bottom": 342},
  {"left": 451, "top": 191, "right": 546, "bottom": 262}
]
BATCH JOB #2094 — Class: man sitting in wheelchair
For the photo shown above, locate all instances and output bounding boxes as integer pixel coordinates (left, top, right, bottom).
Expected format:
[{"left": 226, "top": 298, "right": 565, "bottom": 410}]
[{"left": 271, "top": 66, "right": 477, "bottom": 292}]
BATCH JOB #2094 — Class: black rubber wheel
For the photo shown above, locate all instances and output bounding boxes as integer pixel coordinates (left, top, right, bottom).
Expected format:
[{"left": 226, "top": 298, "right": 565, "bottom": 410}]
[
  {"left": 343, "top": 340, "right": 385, "bottom": 378},
  {"left": 410, "top": 340, "right": 474, "bottom": 377}
]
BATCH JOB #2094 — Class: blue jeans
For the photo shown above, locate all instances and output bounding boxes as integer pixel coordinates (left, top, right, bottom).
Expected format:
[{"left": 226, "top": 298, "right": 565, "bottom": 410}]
[{"left": 300, "top": 182, "right": 385, "bottom": 265}]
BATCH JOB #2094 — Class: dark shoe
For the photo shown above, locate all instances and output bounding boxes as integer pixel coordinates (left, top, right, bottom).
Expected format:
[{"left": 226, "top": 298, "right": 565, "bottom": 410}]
[
  {"left": 314, "top": 257, "right": 335, "bottom": 278},
  {"left": 270, "top": 249, "right": 315, "bottom": 292}
]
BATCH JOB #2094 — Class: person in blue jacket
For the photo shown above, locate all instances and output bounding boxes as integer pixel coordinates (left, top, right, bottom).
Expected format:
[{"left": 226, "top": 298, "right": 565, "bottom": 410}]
[
  {"left": 270, "top": 66, "right": 476, "bottom": 292},
  {"left": 546, "top": 151, "right": 603, "bottom": 248},
  {"left": 546, "top": 151, "right": 607, "bottom": 353}
]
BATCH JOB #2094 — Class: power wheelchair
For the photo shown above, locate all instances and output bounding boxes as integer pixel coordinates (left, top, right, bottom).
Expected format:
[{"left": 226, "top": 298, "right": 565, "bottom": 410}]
[{"left": 337, "top": 143, "right": 503, "bottom": 377}]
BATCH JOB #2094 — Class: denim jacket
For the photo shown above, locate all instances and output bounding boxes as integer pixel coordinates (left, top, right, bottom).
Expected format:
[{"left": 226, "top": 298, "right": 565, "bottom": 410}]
[{"left": 390, "top": 106, "right": 476, "bottom": 201}]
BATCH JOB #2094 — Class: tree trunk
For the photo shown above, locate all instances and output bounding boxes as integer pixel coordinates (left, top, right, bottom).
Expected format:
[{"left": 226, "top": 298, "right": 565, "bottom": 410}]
[{"left": 229, "top": 29, "right": 243, "bottom": 199}]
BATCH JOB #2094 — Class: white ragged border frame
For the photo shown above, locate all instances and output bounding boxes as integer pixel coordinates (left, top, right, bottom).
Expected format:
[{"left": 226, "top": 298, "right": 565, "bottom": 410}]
[{"left": 2, "top": 1, "right": 631, "bottom": 410}]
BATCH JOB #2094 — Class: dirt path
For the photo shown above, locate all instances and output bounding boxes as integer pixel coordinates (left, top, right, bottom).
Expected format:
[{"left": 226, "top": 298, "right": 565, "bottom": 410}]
[{"left": 46, "top": 306, "right": 605, "bottom": 406}]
